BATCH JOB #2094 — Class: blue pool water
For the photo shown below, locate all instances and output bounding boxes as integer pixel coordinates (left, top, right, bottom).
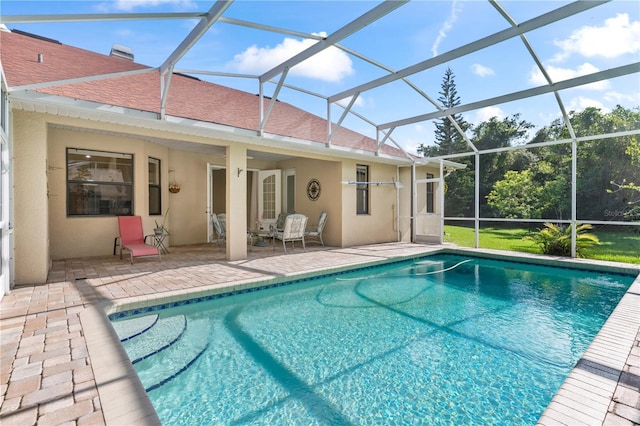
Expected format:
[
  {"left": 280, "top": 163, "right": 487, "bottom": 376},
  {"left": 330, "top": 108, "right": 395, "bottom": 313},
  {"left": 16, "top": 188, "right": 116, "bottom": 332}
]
[{"left": 111, "top": 254, "right": 635, "bottom": 425}]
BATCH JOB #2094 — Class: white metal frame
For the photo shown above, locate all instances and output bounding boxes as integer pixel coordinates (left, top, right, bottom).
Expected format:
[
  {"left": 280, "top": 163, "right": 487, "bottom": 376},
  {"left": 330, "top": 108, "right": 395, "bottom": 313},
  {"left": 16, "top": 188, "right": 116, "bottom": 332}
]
[
  {"left": 0, "top": 71, "right": 12, "bottom": 297},
  {"left": 1, "top": 0, "right": 639, "bottom": 258}
]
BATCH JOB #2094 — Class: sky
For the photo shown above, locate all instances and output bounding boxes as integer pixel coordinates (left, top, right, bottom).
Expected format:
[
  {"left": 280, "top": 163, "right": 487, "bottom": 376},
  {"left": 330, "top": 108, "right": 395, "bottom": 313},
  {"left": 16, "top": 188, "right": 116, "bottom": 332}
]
[{"left": 1, "top": 0, "right": 639, "bottom": 155}]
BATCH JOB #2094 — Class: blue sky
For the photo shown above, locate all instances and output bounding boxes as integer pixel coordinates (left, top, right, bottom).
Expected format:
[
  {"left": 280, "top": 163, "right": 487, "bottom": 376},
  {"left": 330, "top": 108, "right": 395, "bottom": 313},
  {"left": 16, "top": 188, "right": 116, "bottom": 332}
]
[{"left": 2, "top": 0, "right": 639, "bottom": 154}]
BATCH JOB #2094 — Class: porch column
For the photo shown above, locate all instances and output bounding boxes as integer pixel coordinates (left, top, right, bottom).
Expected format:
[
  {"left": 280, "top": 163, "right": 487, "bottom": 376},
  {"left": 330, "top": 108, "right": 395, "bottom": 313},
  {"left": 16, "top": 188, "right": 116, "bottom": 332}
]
[{"left": 225, "top": 144, "right": 247, "bottom": 260}]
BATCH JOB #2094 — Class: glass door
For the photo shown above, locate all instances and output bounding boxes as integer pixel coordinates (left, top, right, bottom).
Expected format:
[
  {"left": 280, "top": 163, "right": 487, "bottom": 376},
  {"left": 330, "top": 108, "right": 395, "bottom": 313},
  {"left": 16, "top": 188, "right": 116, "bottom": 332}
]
[{"left": 258, "top": 170, "right": 281, "bottom": 230}]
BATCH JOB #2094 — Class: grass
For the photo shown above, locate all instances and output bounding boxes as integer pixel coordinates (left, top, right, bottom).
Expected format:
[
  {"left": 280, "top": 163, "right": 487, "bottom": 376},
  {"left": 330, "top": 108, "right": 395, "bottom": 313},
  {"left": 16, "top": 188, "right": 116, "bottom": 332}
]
[{"left": 444, "top": 224, "right": 640, "bottom": 265}]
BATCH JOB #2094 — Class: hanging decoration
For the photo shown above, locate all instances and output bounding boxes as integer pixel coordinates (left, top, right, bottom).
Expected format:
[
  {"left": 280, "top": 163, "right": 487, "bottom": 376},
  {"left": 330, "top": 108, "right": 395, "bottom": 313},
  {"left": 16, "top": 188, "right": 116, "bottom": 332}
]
[
  {"left": 169, "top": 169, "right": 181, "bottom": 193},
  {"left": 307, "top": 178, "right": 321, "bottom": 201}
]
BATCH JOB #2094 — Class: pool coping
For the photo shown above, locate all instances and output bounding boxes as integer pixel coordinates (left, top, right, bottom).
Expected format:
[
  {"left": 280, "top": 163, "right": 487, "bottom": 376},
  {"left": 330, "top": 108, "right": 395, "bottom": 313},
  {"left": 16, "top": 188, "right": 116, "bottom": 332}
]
[{"left": 81, "top": 247, "right": 640, "bottom": 425}]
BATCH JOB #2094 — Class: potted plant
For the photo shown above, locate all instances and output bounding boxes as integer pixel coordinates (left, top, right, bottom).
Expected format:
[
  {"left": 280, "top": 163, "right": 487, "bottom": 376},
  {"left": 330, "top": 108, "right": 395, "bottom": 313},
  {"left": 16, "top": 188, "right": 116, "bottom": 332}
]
[{"left": 154, "top": 208, "right": 170, "bottom": 235}]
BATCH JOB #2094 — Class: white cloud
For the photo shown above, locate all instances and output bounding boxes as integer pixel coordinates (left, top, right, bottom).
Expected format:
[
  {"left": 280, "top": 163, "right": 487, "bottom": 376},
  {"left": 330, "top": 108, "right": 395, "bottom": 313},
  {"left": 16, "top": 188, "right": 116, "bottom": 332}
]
[
  {"left": 471, "top": 64, "right": 494, "bottom": 77},
  {"left": 552, "top": 13, "right": 640, "bottom": 62},
  {"left": 472, "top": 106, "right": 504, "bottom": 124},
  {"left": 336, "top": 95, "right": 366, "bottom": 109},
  {"left": 229, "top": 33, "right": 353, "bottom": 82},
  {"left": 112, "top": 0, "right": 195, "bottom": 12},
  {"left": 431, "top": 0, "right": 462, "bottom": 57},
  {"left": 399, "top": 136, "right": 425, "bottom": 156},
  {"left": 529, "top": 63, "right": 610, "bottom": 90},
  {"left": 604, "top": 90, "right": 640, "bottom": 105},
  {"left": 566, "top": 96, "right": 608, "bottom": 113}
]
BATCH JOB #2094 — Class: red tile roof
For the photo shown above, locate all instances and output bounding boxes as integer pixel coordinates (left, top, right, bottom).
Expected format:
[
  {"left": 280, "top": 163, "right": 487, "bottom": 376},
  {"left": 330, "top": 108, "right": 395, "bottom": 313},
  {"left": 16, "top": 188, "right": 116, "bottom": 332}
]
[{"left": 1, "top": 30, "right": 409, "bottom": 159}]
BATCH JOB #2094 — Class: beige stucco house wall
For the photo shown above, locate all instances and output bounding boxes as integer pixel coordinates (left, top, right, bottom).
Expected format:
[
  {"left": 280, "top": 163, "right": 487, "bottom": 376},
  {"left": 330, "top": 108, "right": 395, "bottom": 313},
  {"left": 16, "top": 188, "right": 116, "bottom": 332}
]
[
  {"left": 13, "top": 111, "right": 49, "bottom": 285},
  {"left": 340, "top": 159, "right": 401, "bottom": 247},
  {"left": 11, "top": 108, "right": 446, "bottom": 284}
]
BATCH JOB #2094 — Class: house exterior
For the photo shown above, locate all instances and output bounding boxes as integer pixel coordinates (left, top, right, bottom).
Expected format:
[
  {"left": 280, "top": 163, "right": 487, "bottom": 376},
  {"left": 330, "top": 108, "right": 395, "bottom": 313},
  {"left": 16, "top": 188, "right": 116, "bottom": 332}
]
[{"left": 0, "top": 28, "right": 461, "bottom": 292}]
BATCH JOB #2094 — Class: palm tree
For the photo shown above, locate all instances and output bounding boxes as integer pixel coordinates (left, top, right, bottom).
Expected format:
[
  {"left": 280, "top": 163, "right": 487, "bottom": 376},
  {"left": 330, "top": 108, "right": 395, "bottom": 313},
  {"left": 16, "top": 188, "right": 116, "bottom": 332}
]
[{"left": 524, "top": 222, "right": 599, "bottom": 257}]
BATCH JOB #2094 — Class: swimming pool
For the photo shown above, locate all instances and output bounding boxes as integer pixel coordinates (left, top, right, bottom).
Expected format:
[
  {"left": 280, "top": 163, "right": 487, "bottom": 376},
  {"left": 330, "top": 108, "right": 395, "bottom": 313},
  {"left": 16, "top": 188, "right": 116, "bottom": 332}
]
[{"left": 110, "top": 254, "right": 635, "bottom": 425}]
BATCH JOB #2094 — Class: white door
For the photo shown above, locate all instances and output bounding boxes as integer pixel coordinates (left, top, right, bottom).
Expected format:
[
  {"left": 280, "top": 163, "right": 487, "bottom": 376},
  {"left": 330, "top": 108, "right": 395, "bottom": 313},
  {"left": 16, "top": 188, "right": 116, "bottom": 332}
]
[
  {"left": 414, "top": 174, "right": 443, "bottom": 244},
  {"left": 257, "top": 170, "right": 281, "bottom": 230},
  {"left": 206, "top": 164, "right": 226, "bottom": 243}
]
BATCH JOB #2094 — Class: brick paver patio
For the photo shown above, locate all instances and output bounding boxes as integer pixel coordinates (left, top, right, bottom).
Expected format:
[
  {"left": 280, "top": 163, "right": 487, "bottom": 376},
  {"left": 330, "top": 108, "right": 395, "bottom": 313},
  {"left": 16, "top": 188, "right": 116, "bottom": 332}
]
[{"left": 0, "top": 243, "right": 638, "bottom": 425}]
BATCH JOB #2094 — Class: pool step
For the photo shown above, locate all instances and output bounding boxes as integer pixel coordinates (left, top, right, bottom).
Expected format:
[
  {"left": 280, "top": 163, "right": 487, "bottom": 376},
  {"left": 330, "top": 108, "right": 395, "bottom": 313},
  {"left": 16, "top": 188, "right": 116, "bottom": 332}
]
[
  {"left": 121, "top": 315, "right": 188, "bottom": 364},
  {"left": 111, "top": 314, "right": 159, "bottom": 342},
  {"left": 133, "top": 317, "right": 211, "bottom": 392}
]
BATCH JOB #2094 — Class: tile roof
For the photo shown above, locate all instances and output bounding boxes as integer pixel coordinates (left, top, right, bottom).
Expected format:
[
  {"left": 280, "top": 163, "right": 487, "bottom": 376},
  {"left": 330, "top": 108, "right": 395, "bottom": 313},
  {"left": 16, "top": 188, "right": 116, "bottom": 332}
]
[{"left": 1, "top": 30, "right": 410, "bottom": 159}]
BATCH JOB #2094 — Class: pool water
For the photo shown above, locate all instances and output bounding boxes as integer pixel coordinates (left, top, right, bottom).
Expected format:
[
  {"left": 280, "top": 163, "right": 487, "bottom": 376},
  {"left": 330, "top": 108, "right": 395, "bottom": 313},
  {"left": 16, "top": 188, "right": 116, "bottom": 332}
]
[{"left": 111, "top": 254, "right": 635, "bottom": 425}]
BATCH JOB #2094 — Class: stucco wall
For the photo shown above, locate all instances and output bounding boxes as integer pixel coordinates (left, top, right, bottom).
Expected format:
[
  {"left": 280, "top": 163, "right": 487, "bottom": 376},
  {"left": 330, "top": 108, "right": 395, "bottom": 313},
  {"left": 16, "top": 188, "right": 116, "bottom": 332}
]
[
  {"left": 278, "top": 157, "right": 341, "bottom": 247},
  {"left": 13, "top": 111, "right": 49, "bottom": 284},
  {"left": 398, "top": 166, "right": 413, "bottom": 242},
  {"left": 340, "top": 160, "right": 400, "bottom": 247},
  {"left": 165, "top": 150, "right": 226, "bottom": 246},
  {"left": 47, "top": 126, "right": 170, "bottom": 260},
  {"left": 12, "top": 110, "right": 422, "bottom": 282}
]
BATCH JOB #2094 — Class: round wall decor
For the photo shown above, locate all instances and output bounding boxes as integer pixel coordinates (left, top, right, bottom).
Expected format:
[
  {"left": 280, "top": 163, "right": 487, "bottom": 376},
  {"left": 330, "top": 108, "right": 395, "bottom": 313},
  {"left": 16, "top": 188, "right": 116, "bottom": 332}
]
[{"left": 307, "top": 178, "right": 321, "bottom": 201}]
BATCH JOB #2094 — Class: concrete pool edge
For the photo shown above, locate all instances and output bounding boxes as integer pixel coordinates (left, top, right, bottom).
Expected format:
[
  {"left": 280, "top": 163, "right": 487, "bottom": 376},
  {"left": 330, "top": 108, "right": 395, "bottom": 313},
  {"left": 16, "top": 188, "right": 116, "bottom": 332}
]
[
  {"left": 86, "top": 248, "right": 640, "bottom": 425},
  {"left": 80, "top": 302, "right": 161, "bottom": 426},
  {"left": 538, "top": 270, "right": 640, "bottom": 425}
]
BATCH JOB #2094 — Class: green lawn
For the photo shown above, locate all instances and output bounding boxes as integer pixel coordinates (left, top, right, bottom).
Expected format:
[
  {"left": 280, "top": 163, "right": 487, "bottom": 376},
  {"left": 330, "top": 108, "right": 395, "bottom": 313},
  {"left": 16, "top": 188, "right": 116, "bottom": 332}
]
[{"left": 444, "top": 225, "right": 640, "bottom": 265}]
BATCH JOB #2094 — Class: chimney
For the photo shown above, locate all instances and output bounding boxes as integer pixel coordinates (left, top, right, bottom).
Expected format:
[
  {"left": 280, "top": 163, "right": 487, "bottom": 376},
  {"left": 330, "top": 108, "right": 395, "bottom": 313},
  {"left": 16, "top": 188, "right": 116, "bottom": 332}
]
[{"left": 110, "top": 44, "right": 134, "bottom": 61}]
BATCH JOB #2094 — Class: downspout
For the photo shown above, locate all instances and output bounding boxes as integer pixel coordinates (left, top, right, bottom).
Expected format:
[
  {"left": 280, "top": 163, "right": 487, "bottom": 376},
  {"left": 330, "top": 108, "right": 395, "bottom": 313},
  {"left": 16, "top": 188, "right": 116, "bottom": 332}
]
[
  {"left": 475, "top": 152, "right": 480, "bottom": 248},
  {"left": 571, "top": 138, "right": 577, "bottom": 258},
  {"left": 439, "top": 160, "right": 445, "bottom": 244},
  {"left": 396, "top": 166, "right": 400, "bottom": 242}
]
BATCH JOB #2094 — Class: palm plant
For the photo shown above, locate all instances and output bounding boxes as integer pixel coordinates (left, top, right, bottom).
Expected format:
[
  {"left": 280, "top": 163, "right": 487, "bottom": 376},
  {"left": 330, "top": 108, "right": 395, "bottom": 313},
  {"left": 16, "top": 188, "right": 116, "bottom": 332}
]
[{"left": 524, "top": 222, "right": 599, "bottom": 257}]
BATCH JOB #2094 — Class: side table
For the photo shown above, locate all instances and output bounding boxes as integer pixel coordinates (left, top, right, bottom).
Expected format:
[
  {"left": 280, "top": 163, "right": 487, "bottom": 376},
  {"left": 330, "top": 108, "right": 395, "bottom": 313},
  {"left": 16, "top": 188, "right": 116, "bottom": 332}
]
[
  {"left": 147, "top": 232, "right": 170, "bottom": 254},
  {"left": 250, "top": 229, "right": 273, "bottom": 247}
]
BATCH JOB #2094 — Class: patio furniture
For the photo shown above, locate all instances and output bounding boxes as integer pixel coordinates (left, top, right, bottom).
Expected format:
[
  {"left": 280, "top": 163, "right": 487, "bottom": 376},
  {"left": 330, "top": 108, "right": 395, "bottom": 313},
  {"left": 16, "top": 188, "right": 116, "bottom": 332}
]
[
  {"left": 148, "top": 231, "right": 170, "bottom": 254},
  {"left": 211, "top": 213, "right": 226, "bottom": 247},
  {"left": 272, "top": 214, "right": 308, "bottom": 252},
  {"left": 250, "top": 228, "right": 273, "bottom": 247},
  {"left": 305, "top": 211, "right": 328, "bottom": 246},
  {"left": 117, "top": 216, "right": 161, "bottom": 264},
  {"left": 275, "top": 212, "right": 288, "bottom": 231}
]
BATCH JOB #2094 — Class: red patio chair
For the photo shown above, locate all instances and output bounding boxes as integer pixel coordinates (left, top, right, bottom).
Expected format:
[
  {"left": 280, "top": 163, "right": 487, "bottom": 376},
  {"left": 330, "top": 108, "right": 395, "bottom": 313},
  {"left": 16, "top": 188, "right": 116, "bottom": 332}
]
[{"left": 117, "top": 216, "right": 161, "bottom": 264}]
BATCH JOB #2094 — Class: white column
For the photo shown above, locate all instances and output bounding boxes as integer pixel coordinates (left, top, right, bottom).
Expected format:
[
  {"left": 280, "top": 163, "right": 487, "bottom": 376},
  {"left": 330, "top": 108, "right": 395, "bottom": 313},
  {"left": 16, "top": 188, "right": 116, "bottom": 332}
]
[{"left": 226, "top": 144, "right": 247, "bottom": 260}]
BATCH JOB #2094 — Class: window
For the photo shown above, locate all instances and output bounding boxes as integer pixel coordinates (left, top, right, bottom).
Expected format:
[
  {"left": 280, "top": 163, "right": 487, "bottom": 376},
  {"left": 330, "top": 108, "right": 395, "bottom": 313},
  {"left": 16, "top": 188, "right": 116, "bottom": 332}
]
[
  {"left": 262, "top": 174, "right": 276, "bottom": 220},
  {"left": 356, "top": 164, "right": 369, "bottom": 215},
  {"left": 427, "top": 173, "right": 434, "bottom": 213},
  {"left": 67, "top": 148, "right": 133, "bottom": 216},
  {"left": 149, "top": 157, "right": 161, "bottom": 215}
]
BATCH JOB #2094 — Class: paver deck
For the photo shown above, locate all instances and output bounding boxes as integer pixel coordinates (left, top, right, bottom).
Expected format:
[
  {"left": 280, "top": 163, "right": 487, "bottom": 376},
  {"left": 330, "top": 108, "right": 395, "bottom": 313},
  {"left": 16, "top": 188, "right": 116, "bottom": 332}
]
[{"left": 0, "top": 243, "right": 638, "bottom": 425}]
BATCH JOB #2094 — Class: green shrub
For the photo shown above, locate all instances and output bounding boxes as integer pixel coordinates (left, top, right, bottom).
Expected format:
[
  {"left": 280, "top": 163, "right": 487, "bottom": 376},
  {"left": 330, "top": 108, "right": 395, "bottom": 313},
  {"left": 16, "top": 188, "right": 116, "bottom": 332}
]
[{"left": 523, "top": 222, "right": 599, "bottom": 257}]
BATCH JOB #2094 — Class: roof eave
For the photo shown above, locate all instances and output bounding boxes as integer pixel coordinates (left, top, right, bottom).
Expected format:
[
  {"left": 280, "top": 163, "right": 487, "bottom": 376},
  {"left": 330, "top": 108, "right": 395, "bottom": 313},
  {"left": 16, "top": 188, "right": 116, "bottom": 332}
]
[{"left": 9, "top": 90, "right": 414, "bottom": 166}]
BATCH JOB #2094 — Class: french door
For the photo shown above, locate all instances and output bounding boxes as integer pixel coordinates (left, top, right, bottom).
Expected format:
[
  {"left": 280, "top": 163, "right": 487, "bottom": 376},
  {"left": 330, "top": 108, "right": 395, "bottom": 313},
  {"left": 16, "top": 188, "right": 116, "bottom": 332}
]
[{"left": 257, "top": 170, "right": 281, "bottom": 229}]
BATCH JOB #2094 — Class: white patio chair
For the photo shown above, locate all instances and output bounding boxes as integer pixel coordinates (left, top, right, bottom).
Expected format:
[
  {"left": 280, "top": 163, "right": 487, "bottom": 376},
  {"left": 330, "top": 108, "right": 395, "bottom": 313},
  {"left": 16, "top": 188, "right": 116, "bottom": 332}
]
[
  {"left": 305, "top": 211, "right": 328, "bottom": 247},
  {"left": 211, "top": 213, "right": 226, "bottom": 247},
  {"left": 272, "top": 214, "right": 308, "bottom": 252}
]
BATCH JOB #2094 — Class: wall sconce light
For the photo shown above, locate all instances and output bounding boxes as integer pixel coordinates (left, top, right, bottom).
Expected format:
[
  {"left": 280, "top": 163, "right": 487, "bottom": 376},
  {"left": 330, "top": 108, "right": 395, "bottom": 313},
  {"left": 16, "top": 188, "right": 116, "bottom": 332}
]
[{"left": 237, "top": 168, "right": 244, "bottom": 177}]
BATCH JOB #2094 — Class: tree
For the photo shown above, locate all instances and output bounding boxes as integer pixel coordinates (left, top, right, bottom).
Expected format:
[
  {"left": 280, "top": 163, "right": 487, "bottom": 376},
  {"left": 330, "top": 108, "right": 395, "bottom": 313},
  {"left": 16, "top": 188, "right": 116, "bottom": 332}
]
[
  {"left": 608, "top": 136, "right": 640, "bottom": 221},
  {"left": 417, "top": 67, "right": 469, "bottom": 157},
  {"left": 534, "top": 106, "right": 640, "bottom": 220},
  {"left": 486, "top": 170, "right": 545, "bottom": 218},
  {"left": 470, "top": 114, "right": 535, "bottom": 216},
  {"left": 417, "top": 68, "right": 474, "bottom": 217}
]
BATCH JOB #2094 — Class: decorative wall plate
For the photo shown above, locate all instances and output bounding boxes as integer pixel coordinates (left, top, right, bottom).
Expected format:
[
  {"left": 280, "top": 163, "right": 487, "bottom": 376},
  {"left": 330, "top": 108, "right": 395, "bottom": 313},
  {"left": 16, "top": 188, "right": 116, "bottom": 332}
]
[{"left": 307, "top": 178, "right": 321, "bottom": 201}]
